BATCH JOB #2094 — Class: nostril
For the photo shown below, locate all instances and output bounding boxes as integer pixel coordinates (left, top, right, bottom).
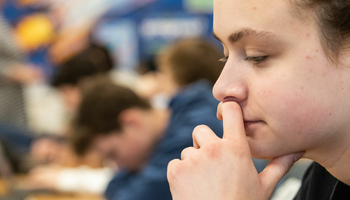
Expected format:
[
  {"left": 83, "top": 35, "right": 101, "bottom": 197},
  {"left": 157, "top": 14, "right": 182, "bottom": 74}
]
[{"left": 223, "top": 96, "right": 238, "bottom": 102}]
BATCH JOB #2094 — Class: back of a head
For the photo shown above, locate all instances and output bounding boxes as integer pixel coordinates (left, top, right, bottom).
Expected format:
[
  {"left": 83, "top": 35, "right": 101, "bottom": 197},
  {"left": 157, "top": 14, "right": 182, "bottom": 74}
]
[
  {"left": 158, "top": 38, "right": 224, "bottom": 87},
  {"left": 52, "top": 42, "right": 115, "bottom": 87},
  {"left": 72, "top": 76, "right": 151, "bottom": 155},
  {"left": 76, "top": 43, "right": 115, "bottom": 72}
]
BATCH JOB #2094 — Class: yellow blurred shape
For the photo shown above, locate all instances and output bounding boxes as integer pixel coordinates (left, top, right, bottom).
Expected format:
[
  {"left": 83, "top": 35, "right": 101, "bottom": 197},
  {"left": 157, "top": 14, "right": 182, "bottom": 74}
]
[
  {"left": 16, "top": 14, "right": 54, "bottom": 51},
  {"left": 18, "top": 0, "right": 42, "bottom": 6}
]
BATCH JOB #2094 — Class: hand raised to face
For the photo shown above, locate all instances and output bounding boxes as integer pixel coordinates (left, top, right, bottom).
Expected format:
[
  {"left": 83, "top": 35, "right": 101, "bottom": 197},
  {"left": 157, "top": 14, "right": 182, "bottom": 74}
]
[{"left": 167, "top": 101, "right": 304, "bottom": 200}]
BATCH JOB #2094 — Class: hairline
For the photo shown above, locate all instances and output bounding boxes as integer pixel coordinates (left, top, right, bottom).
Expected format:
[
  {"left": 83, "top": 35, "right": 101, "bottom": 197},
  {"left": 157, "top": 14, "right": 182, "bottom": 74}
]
[{"left": 288, "top": 0, "right": 347, "bottom": 64}]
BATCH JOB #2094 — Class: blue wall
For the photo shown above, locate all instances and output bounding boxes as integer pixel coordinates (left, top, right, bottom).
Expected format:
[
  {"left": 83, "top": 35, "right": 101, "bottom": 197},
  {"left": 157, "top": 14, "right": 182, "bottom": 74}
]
[{"left": 93, "top": 0, "right": 219, "bottom": 71}]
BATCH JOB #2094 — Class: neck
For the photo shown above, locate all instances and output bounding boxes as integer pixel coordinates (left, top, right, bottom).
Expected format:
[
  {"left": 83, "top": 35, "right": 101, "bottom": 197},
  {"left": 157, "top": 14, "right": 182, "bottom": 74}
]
[
  {"left": 129, "top": 108, "right": 170, "bottom": 171},
  {"left": 306, "top": 128, "right": 350, "bottom": 185},
  {"left": 306, "top": 57, "right": 350, "bottom": 185},
  {"left": 148, "top": 108, "right": 170, "bottom": 141}
]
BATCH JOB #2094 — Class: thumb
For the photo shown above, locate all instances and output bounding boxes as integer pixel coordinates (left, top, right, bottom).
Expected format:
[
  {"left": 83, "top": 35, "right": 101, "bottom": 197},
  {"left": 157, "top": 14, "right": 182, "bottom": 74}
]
[{"left": 259, "top": 152, "right": 304, "bottom": 196}]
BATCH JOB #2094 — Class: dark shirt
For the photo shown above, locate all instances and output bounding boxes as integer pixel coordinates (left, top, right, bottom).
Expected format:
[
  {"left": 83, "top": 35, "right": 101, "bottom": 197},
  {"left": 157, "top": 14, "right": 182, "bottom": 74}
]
[
  {"left": 105, "top": 80, "right": 223, "bottom": 200},
  {"left": 294, "top": 162, "right": 350, "bottom": 200}
]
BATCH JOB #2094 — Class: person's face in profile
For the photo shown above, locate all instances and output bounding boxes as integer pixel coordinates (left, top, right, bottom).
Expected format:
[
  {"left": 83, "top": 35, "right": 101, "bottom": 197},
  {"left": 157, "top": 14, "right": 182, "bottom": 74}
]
[
  {"left": 92, "top": 131, "right": 151, "bottom": 172},
  {"left": 59, "top": 85, "right": 81, "bottom": 113},
  {"left": 212, "top": 0, "right": 350, "bottom": 160},
  {"left": 91, "top": 110, "right": 157, "bottom": 172}
]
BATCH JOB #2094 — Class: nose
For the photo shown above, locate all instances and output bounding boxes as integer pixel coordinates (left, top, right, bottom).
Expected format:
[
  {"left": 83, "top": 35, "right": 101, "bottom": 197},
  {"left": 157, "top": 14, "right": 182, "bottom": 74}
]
[{"left": 213, "top": 62, "right": 248, "bottom": 103}]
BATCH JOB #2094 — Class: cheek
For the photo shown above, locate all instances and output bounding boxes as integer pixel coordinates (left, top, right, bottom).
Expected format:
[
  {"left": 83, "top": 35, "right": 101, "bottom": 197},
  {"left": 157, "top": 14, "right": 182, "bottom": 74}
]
[
  {"left": 254, "top": 53, "right": 338, "bottom": 140},
  {"left": 94, "top": 141, "right": 114, "bottom": 157},
  {"left": 119, "top": 139, "right": 144, "bottom": 161},
  {"left": 259, "top": 81, "right": 332, "bottom": 138},
  {"left": 116, "top": 144, "right": 147, "bottom": 171}
]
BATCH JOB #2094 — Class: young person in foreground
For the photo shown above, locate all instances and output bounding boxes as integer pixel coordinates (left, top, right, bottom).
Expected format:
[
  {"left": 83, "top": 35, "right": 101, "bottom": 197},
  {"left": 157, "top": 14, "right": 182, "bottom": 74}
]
[{"left": 167, "top": 0, "right": 350, "bottom": 199}]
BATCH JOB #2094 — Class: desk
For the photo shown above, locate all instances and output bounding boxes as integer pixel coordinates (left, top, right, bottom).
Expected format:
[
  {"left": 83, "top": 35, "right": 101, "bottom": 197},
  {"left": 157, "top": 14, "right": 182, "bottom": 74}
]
[
  {"left": 0, "top": 178, "right": 7, "bottom": 195},
  {"left": 0, "top": 178, "right": 105, "bottom": 200},
  {"left": 27, "top": 194, "right": 105, "bottom": 200}
]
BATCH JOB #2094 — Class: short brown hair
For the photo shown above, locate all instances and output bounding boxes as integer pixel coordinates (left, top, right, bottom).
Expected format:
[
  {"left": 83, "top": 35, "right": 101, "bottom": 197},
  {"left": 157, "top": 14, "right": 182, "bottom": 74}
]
[
  {"left": 293, "top": 0, "right": 350, "bottom": 62},
  {"left": 52, "top": 43, "right": 114, "bottom": 87},
  {"left": 71, "top": 76, "right": 151, "bottom": 155},
  {"left": 158, "top": 38, "right": 224, "bottom": 86}
]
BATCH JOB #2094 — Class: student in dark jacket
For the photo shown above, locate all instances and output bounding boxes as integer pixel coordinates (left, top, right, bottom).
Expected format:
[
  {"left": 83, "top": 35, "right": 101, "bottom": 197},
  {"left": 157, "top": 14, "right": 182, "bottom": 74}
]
[
  {"left": 72, "top": 77, "right": 223, "bottom": 200},
  {"left": 72, "top": 38, "right": 226, "bottom": 200}
]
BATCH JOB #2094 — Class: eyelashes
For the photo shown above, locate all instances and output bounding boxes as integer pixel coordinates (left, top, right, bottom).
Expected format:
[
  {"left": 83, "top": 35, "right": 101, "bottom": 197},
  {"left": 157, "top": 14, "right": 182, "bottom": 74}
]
[
  {"left": 245, "top": 56, "right": 268, "bottom": 64},
  {"left": 219, "top": 56, "right": 268, "bottom": 65},
  {"left": 219, "top": 56, "right": 229, "bottom": 63}
]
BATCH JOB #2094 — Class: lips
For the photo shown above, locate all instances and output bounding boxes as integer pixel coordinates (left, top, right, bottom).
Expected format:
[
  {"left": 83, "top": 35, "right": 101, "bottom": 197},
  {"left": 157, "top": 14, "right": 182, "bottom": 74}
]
[{"left": 218, "top": 101, "right": 264, "bottom": 129}]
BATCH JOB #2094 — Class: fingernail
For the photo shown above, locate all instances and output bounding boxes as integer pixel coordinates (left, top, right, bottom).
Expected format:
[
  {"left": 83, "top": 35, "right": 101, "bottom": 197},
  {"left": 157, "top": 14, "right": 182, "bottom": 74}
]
[{"left": 293, "top": 152, "right": 304, "bottom": 162}]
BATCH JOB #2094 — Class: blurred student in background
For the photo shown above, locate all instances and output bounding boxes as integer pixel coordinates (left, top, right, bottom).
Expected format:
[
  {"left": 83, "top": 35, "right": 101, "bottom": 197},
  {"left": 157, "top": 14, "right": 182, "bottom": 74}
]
[
  {"left": 0, "top": 41, "right": 117, "bottom": 194},
  {"left": 35, "top": 42, "right": 116, "bottom": 164},
  {"left": 51, "top": 42, "right": 115, "bottom": 114},
  {"left": 0, "top": 0, "right": 46, "bottom": 173},
  {"left": 0, "top": 42, "right": 115, "bottom": 168},
  {"left": 0, "top": 0, "right": 44, "bottom": 131},
  {"left": 71, "top": 38, "right": 224, "bottom": 200},
  {"left": 20, "top": 43, "right": 118, "bottom": 194}
]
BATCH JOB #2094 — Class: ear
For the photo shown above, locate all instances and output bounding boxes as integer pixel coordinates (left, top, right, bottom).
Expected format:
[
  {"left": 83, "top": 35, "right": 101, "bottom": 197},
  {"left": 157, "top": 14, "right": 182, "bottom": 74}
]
[
  {"left": 60, "top": 85, "right": 81, "bottom": 111},
  {"left": 118, "top": 109, "right": 144, "bottom": 132}
]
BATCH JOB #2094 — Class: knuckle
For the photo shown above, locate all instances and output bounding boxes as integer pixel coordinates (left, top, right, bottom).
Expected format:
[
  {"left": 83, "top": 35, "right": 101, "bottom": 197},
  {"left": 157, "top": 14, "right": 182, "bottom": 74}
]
[
  {"left": 204, "top": 141, "right": 222, "bottom": 159},
  {"left": 167, "top": 159, "right": 181, "bottom": 181},
  {"left": 193, "top": 124, "right": 210, "bottom": 134},
  {"left": 192, "top": 125, "right": 216, "bottom": 142},
  {"left": 180, "top": 147, "right": 192, "bottom": 160}
]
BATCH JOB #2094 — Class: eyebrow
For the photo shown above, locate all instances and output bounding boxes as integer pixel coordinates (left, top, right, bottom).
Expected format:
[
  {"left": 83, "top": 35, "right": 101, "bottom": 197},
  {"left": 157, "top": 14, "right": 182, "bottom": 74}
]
[{"left": 212, "top": 28, "right": 276, "bottom": 44}]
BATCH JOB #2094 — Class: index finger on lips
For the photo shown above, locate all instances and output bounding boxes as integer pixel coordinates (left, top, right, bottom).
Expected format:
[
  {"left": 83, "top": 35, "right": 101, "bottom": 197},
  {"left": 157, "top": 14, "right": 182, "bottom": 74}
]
[{"left": 219, "top": 101, "right": 246, "bottom": 143}]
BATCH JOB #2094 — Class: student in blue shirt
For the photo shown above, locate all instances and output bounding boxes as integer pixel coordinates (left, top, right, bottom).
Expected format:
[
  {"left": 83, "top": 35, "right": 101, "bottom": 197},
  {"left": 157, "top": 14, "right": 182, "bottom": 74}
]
[{"left": 72, "top": 38, "right": 225, "bottom": 200}]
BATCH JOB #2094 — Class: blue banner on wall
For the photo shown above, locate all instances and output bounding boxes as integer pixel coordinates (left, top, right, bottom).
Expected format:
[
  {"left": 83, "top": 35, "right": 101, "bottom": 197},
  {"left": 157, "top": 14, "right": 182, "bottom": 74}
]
[{"left": 93, "top": 0, "right": 218, "bottom": 71}]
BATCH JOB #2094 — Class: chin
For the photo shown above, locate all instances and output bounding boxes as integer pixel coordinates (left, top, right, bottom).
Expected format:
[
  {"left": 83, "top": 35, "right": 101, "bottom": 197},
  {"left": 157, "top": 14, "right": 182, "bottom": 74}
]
[
  {"left": 249, "top": 142, "right": 286, "bottom": 161},
  {"left": 250, "top": 146, "right": 298, "bottom": 161},
  {"left": 247, "top": 132, "right": 290, "bottom": 160}
]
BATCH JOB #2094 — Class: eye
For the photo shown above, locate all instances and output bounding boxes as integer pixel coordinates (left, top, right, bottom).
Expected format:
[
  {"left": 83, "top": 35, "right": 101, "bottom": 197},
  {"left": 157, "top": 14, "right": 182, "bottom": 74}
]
[
  {"left": 219, "top": 56, "right": 228, "bottom": 63},
  {"left": 245, "top": 56, "right": 268, "bottom": 64}
]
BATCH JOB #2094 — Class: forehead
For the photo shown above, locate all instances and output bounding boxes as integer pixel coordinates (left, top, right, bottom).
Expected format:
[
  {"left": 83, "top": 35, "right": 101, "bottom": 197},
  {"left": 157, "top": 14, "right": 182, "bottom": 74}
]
[{"left": 213, "top": 0, "right": 311, "bottom": 42}]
